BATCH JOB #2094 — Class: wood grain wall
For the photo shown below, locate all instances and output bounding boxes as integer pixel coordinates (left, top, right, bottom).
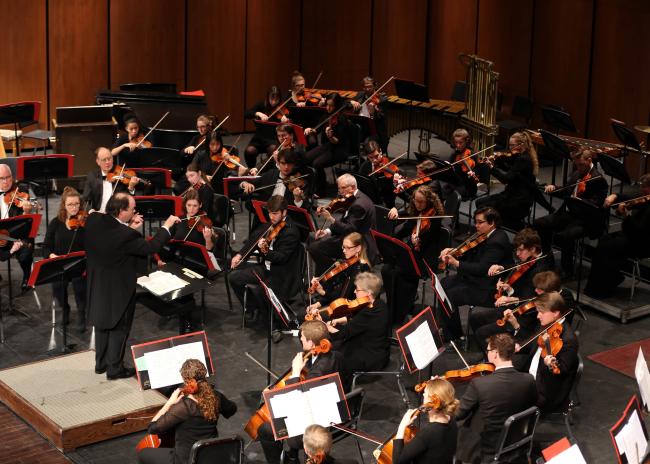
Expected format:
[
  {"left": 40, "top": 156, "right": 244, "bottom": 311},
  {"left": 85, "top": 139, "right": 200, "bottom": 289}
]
[{"left": 0, "top": 0, "right": 647, "bottom": 148}]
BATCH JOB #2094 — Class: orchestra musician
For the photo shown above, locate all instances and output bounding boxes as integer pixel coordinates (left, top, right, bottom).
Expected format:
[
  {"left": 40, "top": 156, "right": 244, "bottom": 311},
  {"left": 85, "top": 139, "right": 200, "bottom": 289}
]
[
  {"left": 244, "top": 86, "right": 285, "bottom": 168},
  {"left": 248, "top": 123, "right": 308, "bottom": 176},
  {"left": 393, "top": 159, "right": 443, "bottom": 202},
  {"left": 454, "top": 333, "right": 537, "bottom": 464},
  {"left": 178, "top": 163, "right": 215, "bottom": 220},
  {"left": 514, "top": 291, "right": 579, "bottom": 415},
  {"left": 309, "top": 174, "right": 377, "bottom": 275},
  {"left": 384, "top": 185, "right": 445, "bottom": 324},
  {"left": 358, "top": 140, "right": 398, "bottom": 207},
  {"left": 307, "top": 232, "right": 371, "bottom": 313},
  {"left": 534, "top": 147, "right": 608, "bottom": 277},
  {"left": 437, "top": 207, "right": 512, "bottom": 342},
  {"left": 111, "top": 116, "right": 150, "bottom": 156},
  {"left": 349, "top": 76, "right": 388, "bottom": 153},
  {"left": 287, "top": 71, "right": 325, "bottom": 108},
  {"left": 303, "top": 93, "right": 353, "bottom": 195},
  {"left": 86, "top": 193, "right": 179, "bottom": 380},
  {"left": 468, "top": 228, "right": 548, "bottom": 350},
  {"left": 183, "top": 114, "right": 215, "bottom": 156},
  {"left": 257, "top": 320, "right": 342, "bottom": 464},
  {"left": 229, "top": 196, "right": 302, "bottom": 323},
  {"left": 43, "top": 187, "right": 87, "bottom": 333},
  {"left": 137, "top": 359, "right": 237, "bottom": 464},
  {"left": 303, "top": 424, "right": 358, "bottom": 464},
  {"left": 436, "top": 128, "right": 479, "bottom": 200},
  {"left": 0, "top": 163, "right": 36, "bottom": 290},
  {"left": 476, "top": 131, "right": 538, "bottom": 230},
  {"left": 584, "top": 173, "right": 650, "bottom": 299},
  {"left": 393, "top": 378, "right": 459, "bottom": 464},
  {"left": 82, "top": 147, "right": 139, "bottom": 213}
]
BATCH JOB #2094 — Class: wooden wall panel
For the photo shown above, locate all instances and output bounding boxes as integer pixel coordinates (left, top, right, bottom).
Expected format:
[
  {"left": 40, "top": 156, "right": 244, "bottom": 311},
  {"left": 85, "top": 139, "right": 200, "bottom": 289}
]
[
  {"left": 0, "top": 0, "right": 47, "bottom": 127},
  {"left": 427, "top": 0, "right": 477, "bottom": 100},
  {"left": 187, "top": 0, "right": 246, "bottom": 132},
  {"left": 529, "top": 0, "right": 593, "bottom": 133},
  {"left": 245, "top": 0, "right": 301, "bottom": 131},
  {"left": 49, "top": 0, "right": 108, "bottom": 124},
  {"left": 109, "top": 0, "right": 185, "bottom": 92},
  {"left": 588, "top": 0, "right": 650, "bottom": 143},
  {"left": 372, "top": 0, "right": 427, "bottom": 85},
  {"left": 301, "top": 0, "right": 372, "bottom": 90},
  {"left": 477, "top": 0, "right": 533, "bottom": 106}
]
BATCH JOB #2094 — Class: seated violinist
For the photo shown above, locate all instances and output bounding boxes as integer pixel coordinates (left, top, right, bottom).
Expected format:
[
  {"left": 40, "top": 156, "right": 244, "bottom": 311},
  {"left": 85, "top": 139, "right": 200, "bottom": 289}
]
[
  {"left": 324, "top": 272, "right": 390, "bottom": 380},
  {"left": 286, "top": 71, "right": 325, "bottom": 108},
  {"left": 183, "top": 114, "right": 215, "bottom": 156},
  {"left": 43, "top": 187, "right": 87, "bottom": 333},
  {"left": 244, "top": 86, "right": 286, "bottom": 169},
  {"left": 307, "top": 232, "right": 371, "bottom": 316},
  {"left": 393, "top": 159, "right": 443, "bottom": 202},
  {"left": 137, "top": 359, "right": 237, "bottom": 464},
  {"left": 229, "top": 196, "right": 303, "bottom": 323},
  {"left": 303, "top": 424, "right": 358, "bottom": 464},
  {"left": 390, "top": 379, "right": 458, "bottom": 464},
  {"left": 468, "top": 228, "right": 548, "bottom": 350},
  {"left": 514, "top": 291, "right": 579, "bottom": 415},
  {"left": 384, "top": 185, "right": 445, "bottom": 324},
  {"left": 82, "top": 147, "right": 139, "bottom": 213},
  {"left": 436, "top": 128, "right": 479, "bottom": 200},
  {"left": 249, "top": 124, "right": 307, "bottom": 176},
  {"left": 0, "top": 164, "right": 37, "bottom": 290},
  {"left": 455, "top": 333, "right": 537, "bottom": 464},
  {"left": 359, "top": 140, "right": 398, "bottom": 207},
  {"left": 111, "top": 116, "right": 150, "bottom": 157},
  {"left": 437, "top": 207, "right": 511, "bottom": 342},
  {"left": 174, "top": 163, "right": 215, "bottom": 221},
  {"left": 349, "top": 76, "right": 388, "bottom": 153},
  {"left": 256, "top": 320, "right": 342, "bottom": 464},
  {"left": 308, "top": 174, "right": 377, "bottom": 275}
]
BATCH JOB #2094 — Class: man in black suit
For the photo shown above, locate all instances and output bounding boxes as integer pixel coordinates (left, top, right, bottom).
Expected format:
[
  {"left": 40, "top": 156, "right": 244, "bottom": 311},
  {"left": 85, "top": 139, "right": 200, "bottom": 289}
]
[
  {"left": 85, "top": 193, "right": 179, "bottom": 379},
  {"left": 534, "top": 148, "right": 608, "bottom": 276},
  {"left": 229, "top": 195, "right": 303, "bottom": 317},
  {"left": 438, "top": 207, "right": 512, "bottom": 341},
  {"left": 455, "top": 333, "right": 537, "bottom": 463},
  {"left": 257, "top": 320, "right": 342, "bottom": 464},
  {"left": 82, "top": 147, "right": 139, "bottom": 212},
  {"left": 308, "top": 174, "right": 377, "bottom": 275}
]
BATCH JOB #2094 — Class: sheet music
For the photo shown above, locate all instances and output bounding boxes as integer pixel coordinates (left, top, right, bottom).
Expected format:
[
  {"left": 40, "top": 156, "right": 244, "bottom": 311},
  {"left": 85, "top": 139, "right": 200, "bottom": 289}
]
[
  {"left": 405, "top": 320, "right": 440, "bottom": 370},
  {"left": 635, "top": 348, "right": 650, "bottom": 407},
  {"left": 144, "top": 341, "right": 207, "bottom": 389},
  {"left": 433, "top": 273, "right": 453, "bottom": 313},
  {"left": 306, "top": 382, "right": 342, "bottom": 426},
  {"left": 137, "top": 270, "right": 189, "bottom": 295},
  {"left": 614, "top": 409, "right": 647, "bottom": 463},
  {"left": 545, "top": 444, "right": 587, "bottom": 464}
]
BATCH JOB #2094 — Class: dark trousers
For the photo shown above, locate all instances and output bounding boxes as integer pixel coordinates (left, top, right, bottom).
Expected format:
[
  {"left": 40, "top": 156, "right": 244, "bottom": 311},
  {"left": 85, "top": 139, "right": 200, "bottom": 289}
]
[
  {"left": 137, "top": 448, "right": 174, "bottom": 464},
  {"left": 13, "top": 246, "right": 33, "bottom": 281},
  {"left": 229, "top": 263, "right": 269, "bottom": 312},
  {"left": 52, "top": 276, "right": 86, "bottom": 327},
  {"left": 304, "top": 145, "right": 347, "bottom": 193},
  {"left": 258, "top": 422, "right": 303, "bottom": 464},
  {"left": 307, "top": 235, "right": 343, "bottom": 276},
  {"left": 95, "top": 295, "right": 135, "bottom": 376},
  {"left": 534, "top": 211, "right": 586, "bottom": 273},
  {"left": 244, "top": 136, "right": 276, "bottom": 168},
  {"left": 476, "top": 193, "right": 531, "bottom": 230},
  {"left": 438, "top": 274, "right": 492, "bottom": 341},
  {"left": 381, "top": 264, "right": 419, "bottom": 325}
]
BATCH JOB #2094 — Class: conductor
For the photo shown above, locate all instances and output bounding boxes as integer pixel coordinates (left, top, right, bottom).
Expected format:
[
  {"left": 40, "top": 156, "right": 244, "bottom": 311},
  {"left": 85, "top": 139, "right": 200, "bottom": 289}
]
[{"left": 86, "top": 193, "right": 180, "bottom": 380}]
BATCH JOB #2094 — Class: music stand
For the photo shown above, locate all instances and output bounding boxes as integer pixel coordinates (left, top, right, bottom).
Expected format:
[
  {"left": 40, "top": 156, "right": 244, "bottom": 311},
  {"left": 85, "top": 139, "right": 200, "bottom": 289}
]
[
  {"left": 251, "top": 200, "right": 316, "bottom": 233},
  {"left": 611, "top": 119, "right": 647, "bottom": 184},
  {"left": 287, "top": 106, "right": 327, "bottom": 130},
  {"left": 131, "top": 167, "right": 172, "bottom": 192},
  {"left": 541, "top": 106, "right": 577, "bottom": 134},
  {"left": 27, "top": 251, "right": 86, "bottom": 353},
  {"left": 119, "top": 147, "right": 184, "bottom": 180},
  {"left": 597, "top": 154, "right": 631, "bottom": 194},
  {"left": 540, "top": 129, "right": 572, "bottom": 186},
  {"left": 394, "top": 79, "right": 429, "bottom": 159},
  {"left": 0, "top": 214, "right": 41, "bottom": 307},
  {"left": 16, "top": 154, "right": 74, "bottom": 225},
  {"left": 0, "top": 101, "right": 39, "bottom": 156},
  {"left": 134, "top": 195, "right": 183, "bottom": 236}
]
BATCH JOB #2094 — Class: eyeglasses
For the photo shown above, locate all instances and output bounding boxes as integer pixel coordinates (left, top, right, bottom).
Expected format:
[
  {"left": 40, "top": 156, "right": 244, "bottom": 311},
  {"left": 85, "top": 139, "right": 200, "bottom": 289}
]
[
  {"left": 342, "top": 244, "right": 358, "bottom": 250},
  {"left": 475, "top": 219, "right": 487, "bottom": 225},
  {"left": 0, "top": 176, "right": 12, "bottom": 182},
  {"left": 66, "top": 203, "right": 81, "bottom": 207}
]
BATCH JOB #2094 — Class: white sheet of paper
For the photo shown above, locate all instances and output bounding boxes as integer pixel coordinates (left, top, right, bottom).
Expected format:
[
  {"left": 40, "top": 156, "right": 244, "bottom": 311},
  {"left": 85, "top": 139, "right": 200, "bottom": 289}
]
[
  {"left": 405, "top": 321, "right": 439, "bottom": 370},
  {"left": 433, "top": 273, "right": 453, "bottom": 313},
  {"left": 269, "top": 389, "right": 302, "bottom": 419},
  {"left": 615, "top": 409, "right": 648, "bottom": 463},
  {"left": 635, "top": 348, "right": 650, "bottom": 407},
  {"left": 306, "top": 382, "right": 342, "bottom": 427},
  {"left": 275, "top": 390, "right": 313, "bottom": 437},
  {"left": 137, "top": 270, "right": 189, "bottom": 296},
  {"left": 144, "top": 341, "right": 207, "bottom": 389},
  {"left": 546, "top": 444, "right": 587, "bottom": 464}
]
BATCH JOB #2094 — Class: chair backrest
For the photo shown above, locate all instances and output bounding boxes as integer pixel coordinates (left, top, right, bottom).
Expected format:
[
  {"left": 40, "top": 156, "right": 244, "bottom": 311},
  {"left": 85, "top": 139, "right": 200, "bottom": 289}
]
[
  {"left": 492, "top": 406, "right": 540, "bottom": 462},
  {"left": 211, "top": 193, "right": 231, "bottom": 227},
  {"left": 189, "top": 435, "right": 244, "bottom": 464},
  {"left": 351, "top": 172, "right": 381, "bottom": 204},
  {"left": 331, "top": 388, "right": 365, "bottom": 444},
  {"left": 443, "top": 190, "right": 462, "bottom": 230},
  {"left": 211, "top": 226, "right": 229, "bottom": 261},
  {"left": 438, "top": 226, "right": 452, "bottom": 252},
  {"left": 569, "top": 354, "right": 584, "bottom": 409}
]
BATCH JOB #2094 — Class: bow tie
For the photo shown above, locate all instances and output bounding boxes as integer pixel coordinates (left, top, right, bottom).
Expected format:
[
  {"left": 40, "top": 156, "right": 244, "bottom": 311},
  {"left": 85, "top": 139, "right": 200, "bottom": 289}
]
[{"left": 102, "top": 175, "right": 107, "bottom": 180}]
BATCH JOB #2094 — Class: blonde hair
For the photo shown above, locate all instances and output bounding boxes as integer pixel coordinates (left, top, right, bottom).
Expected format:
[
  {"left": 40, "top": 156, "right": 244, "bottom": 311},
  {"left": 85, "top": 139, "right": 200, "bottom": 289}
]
[
  {"left": 344, "top": 232, "right": 370, "bottom": 266},
  {"left": 300, "top": 320, "right": 330, "bottom": 344},
  {"left": 535, "top": 291, "right": 567, "bottom": 314},
  {"left": 510, "top": 131, "right": 538, "bottom": 176},
  {"left": 303, "top": 424, "right": 332, "bottom": 463},
  {"left": 425, "top": 378, "right": 459, "bottom": 416},
  {"left": 354, "top": 272, "right": 382, "bottom": 299}
]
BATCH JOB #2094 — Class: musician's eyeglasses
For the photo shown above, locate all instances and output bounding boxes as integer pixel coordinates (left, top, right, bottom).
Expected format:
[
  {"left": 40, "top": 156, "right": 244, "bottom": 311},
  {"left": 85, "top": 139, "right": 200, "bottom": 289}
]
[
  {"left": 509, "top": 143, "right": 522, "bottom": 148},
  {"left": 0, "top": 176, "right": 12, "bottom": 182},
  {"left": 475, "top": 219, "right": 487, "bottom": 225},
  {"left": 342, "top": 244, "right": 358, "bottom": 250}
]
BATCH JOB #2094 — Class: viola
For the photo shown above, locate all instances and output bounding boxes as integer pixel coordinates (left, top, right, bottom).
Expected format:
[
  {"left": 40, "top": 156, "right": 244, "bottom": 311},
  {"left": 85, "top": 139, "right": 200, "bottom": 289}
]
[
  {"left": 2, "top": 187, "right": 40, "bottom": 210},
  {"left": 131, "top": 134, "right": 152, "bottom": 149},
  {"left": 211, "top": 149, "right": 242, "bottom": 170},
  {"left": 66, "top": 211, "right": 88, "bottom": 230},
  {"left": 496, "top": 300, "right": 536, "bottom": 327},
  {"left": 308, "top": 256, "right": 360, "bottom": 294},
  {"left": 393, "top": 174, "right": 432, "bottom": 194},
  {"left": 481, "top": 151, "right": 512, "bottom": 165},
  {"left": 438, "top": 232, "right": 489, "bottom": 270},
  {"left": 305, "top": 296, "right": 372, "bottom": 321},
  {"left": 454, "top": 148, "right": 479, "bottom": 183},
  {"left": 538, "top": 322, "right": 563, "bottom": 374},
  {"left": 106, "top": 166, "right": 152, "bottom": 186},
  {"left": 441, "top": 363, "right": 496, "bottom": 382},
  {"left": 244, "top": 341, "right": 332, "bottom": 440},
  {"left": 494, "top": 257, "right": 538, "bottom": 300},
  {"left": 322, "top": 193, "right": 355, "bottom": 213}
]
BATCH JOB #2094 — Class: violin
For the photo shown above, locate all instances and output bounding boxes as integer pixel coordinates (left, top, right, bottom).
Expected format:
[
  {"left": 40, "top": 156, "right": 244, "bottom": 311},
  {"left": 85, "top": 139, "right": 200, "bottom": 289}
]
[
  {"left": 372, "top": 156, "right": 400, "bottom": 179},
  {"left": 187, "top": 213, "right": 213, "bottom": 233},
  {"left": 211, "top": 149, "right": 243, "bottom": 170},
  {"left": 496, "top": 300, "right": 536, "bottom": 327},
  {"left": 454, "top": 148, "right": 479, "bottom": 183},
  {"left": 322, "top": 193, "right": 355, "bottom": 213},
  {"left": 308, "top": 256, "right": 360, "bottom": 294},
  {"left": 244, "top": 340, "right": 332, "bottom": 440},
  {"left": 106, "top": 165, "right": 152, "bottom": 186},
  {"left": 3, "top": 186, "right": 41, "bottom": 210},
  {"left": 66, "top": 211, "right": 88, "bottom": 230},
  {"left": 494, "top": 257, "right": 538, "bottom": 300},
  {"left": 441, "top": 363, "right": 495, "bottom": 382},
  {"left": 285, "top": 173, "right": 307, "bottom": 191},
  {"left": 480, "top": 151, "right": 512, "bottom": 165},
  {"left": 438, "top": 232, "right": 489, "bottom": 270},
  {"left": 135, "top": 431, "right": 174, "bottom": 452},
  {"left": 0, "top": 229, "right": 31, "bottom": 249},
  {"left": 575, "top": 172, "right": 592, "bottom": 197},
  {"left": 266, "top": 220, "right": 286, "bottom": 242},
  {"left": 611, "top": 193, "right": 650, "bottom": 209},
  {"left": 131, "top": 134, "right": 152, "bottom": 149},
  {"left": 297, "top": 89, "right": 323, "bottom": 105},
  {"left": 305, "top": 296, "right": 372, "bottom": 321},
  {"left": 393, "top": 174, "right": 432, "bottom": 194},
  {"left": 538, "top": 322, "right": 563, "bottom": 374},
  {"left": 411, "top": 207, "right": 437, "bottom": 252}
]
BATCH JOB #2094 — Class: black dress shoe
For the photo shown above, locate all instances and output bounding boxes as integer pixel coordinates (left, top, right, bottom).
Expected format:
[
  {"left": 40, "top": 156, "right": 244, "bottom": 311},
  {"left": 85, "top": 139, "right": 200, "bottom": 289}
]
[
  {"left": 95, "top": 366, "right": 107, "bottom": 374},
  {"left": 107, "top": 367, "right": 136, "bottom": 380}
]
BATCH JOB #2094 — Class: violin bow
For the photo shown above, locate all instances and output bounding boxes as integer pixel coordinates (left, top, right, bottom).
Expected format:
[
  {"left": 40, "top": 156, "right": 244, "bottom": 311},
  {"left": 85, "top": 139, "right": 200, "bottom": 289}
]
[
  {"left": 209, "top": 133, "right": 243, "bottom": 178},
  {"left": 389, "top": 215, "right": 453, "bottom": 220},
  {"left": 609, "top": 193, "right": 650, "bottom": 207},
  {"left": 449, "top": 340, "right": 471, "bottom": 369},
  {"left": 549, "top": 175, "right": 603, "bottom": 194},
  {"left": 368, "top": 151, "right": 408, "bottom": 176},
  {"left": 517, "top": 308, "right": 574, "bottom": 351},
  {"left": 256, "top": 139, "right": 287, "bottom": 176},
  {"left": 110, "top": 164, "right": 126, "bottom": 196},
  {"left": 136, "top": 111, "right": 170, "bottom": 148},
  {"left": 182, "top": 213, "right": 208, "bottom": 241},
  {"left": 234, "top": 223, "right": 274, "bottom": 268},
  {"left": 493, "top": 254, "right": 547, "bottom": 276},
  {"left": 500, "top": 295, "right": 537, "bottom": 306},
  {"left": 252, "top": 173, "right": 310, "bottom": 193},
  {"left": 427, "top": 144, "right": 497, "bottom": 176},
  {"left": 194, "top": 115, "right": 231, "bottom": 151}
]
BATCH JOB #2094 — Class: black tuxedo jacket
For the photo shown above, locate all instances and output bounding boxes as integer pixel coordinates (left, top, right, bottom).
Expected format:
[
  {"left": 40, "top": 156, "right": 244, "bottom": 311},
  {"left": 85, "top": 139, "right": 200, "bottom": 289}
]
[
  {"left": 330, "top": 190, "right": 378, "bottom": 262},
  {"left": 251, "top": 168, "right": 313, "bottom": 211},
  {"left": 503, "top": 256, "right": 550, "bottom": 301},
  {"left": 455, "top": 367, "right": 537, "bottom": 462},
  {"left": 491, "top": 152, "right": 536, "bottom": 210},
  {"left": 82, "top": 168, "right": 129, "bottom": 211},
  {"left": 285, "top": 350, "right": 343, "bottom": 385},
  {"left": 85, "top": 212, "right": 171, "bottom": 329},
  {"left": 457, "top": 228, "right": 512, "bottom": 293},
  {"left": 558, "top": 165, "right": 608, "bottom": 207}
]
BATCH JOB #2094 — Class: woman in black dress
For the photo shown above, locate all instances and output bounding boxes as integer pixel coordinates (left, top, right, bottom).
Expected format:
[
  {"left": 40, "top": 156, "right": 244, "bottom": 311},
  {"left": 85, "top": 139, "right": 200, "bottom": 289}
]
[
  {"left": 43, "top": 186, "right": 87, "bottom": 332},
  {"left": 137, "top": 359, "right": 237, "bottom": 464},
  {"left": 392, "top": 378, "right": 458, "bottom": 464},
  {"left": 182, "top": 114, "right": 215, "bottom": 157},
  {"left": 111, "top": 116, "right": 149, "bottom": 157}
]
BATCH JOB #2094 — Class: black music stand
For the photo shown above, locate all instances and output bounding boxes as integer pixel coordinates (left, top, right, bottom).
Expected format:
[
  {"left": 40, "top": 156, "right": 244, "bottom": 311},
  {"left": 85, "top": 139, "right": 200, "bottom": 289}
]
[
  {"left": 597, "top": 154, "right": 631, "bottom": 195},
  {"left": 0, "top": 102, "right": 38, "bottom": 156},
  {"left": 611, "top": 119, "right": 647, "bottom": 184},
  {"left": 134, "top": 195, "right": 182, "bottom": 236},
  {"left": 394, "top": 79, "right": 429, "bottom": 159},
  {"left": 27, "top": 251, "right": 86, "bottom": 353},
  {"left": 131, "top": 167, "right": 172, "bottom": 193},
  {"left": 541, "top": 106, "right": 577, "bottom": 134},
  {"left": 119, "top": 147, "right": 184, "bottom": 180},
  {"left": 0, "top": 214, "right": 40, "bottom": 308},
  {"left": 287, "top": 106, "right": 327, "bottom": 130},
  {"left": 19, "top": 155, "right": 74, "bottom": 225},
  {"left": 251, "top": 200, "right": 316, "bottom": 233},
  {"left": 540, "top": 129, "right": 572, "bottom": 186}
]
